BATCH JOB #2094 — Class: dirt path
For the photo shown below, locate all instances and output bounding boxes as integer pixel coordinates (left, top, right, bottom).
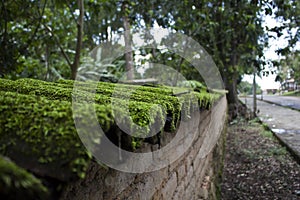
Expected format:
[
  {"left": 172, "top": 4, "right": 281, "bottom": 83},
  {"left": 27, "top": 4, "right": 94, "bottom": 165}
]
[{"left": 221, "top": 119, "right": 300, "bottom": 200}]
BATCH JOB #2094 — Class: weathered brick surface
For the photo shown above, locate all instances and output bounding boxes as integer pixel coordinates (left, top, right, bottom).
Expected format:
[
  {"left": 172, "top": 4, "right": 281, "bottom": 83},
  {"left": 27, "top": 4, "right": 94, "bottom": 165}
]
[
  {"left": 172, "top": 180, "right": 185, "bottom": 200},
  {"left": 176, "top": 163, "right": 186, "bottom": 183},
  {"left": 184, "top": 165, "right": 194, "bottom": 188},
  {"left": 160, "top": 172, "right": 177, "bottom": 199},
  {"left": 60, "top": 96, "right": 227, "bottom": 200}
]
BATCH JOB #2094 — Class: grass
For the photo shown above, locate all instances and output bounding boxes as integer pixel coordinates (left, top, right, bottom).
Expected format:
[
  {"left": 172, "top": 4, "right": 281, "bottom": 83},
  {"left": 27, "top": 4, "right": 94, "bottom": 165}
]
[
  {"left": 261, "top": 130, "right": 273, "bottom": 138},
  {"left": 239, "top": 118, "right": 289, "bottom": 160},
  {"left": 282, "top": 90, "right": 300, "bottom": 96},
  {"left": 268, "top": 147, "right": 287, "bottom": 156},
  {"left": 241, "top": 149, "right": 257, "bottom": 159}
]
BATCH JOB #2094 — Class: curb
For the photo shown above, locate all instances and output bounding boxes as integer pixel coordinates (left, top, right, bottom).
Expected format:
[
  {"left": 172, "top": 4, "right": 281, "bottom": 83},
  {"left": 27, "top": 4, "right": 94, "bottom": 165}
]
[
  {"left": 271, "top": 132, "right": 300, "bottom": 165},
  {"left": 259, "top": 99, "right": 300, "bottom": 112}
]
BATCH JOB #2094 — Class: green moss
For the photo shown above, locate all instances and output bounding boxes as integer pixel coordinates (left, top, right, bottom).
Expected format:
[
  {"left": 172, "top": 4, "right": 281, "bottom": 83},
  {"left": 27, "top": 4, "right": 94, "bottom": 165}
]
[
  {"left": 0, "top": 79, "right": 167, "bottom": 132},
  {"left": 0, "top": 156, "right": 49, "bottom": 200},
  {"left": 56, "top": 79, "right": 174, "bottom": 95},
  {"left": 0, "top": 79, "right": 176, "bottom": 131},
  {"left": 0, "top": 78, "right": 222, "bottom": 183},
  {"left": 0, "top": 78, "right": 222, "bottom": 131},
  {"left": 58, "top": 79, "right": 221, "bottom": 129},
  {"left": 0, "top": 91, "right": 112, "bottom": 180},
  {"left": 0, "top": 79, "right": 221, "bottom": 134},
  {"left": 58, "top": 79, "right": 194, "bottom": 126}
]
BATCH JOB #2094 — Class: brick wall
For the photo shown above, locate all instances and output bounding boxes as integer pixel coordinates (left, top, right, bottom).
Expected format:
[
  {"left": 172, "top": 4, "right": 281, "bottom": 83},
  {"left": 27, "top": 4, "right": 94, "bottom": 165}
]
[{"left": 60, "top": 96, "right": 227, "bottom": 200}]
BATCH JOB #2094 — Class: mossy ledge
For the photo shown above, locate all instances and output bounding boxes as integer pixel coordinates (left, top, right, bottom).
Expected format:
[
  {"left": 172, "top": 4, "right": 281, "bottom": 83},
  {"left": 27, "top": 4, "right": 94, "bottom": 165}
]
[
  {"left": 0, "top": 78, "right": 222, "bottom": 197},
  {"left": 0, "top": 156, "right": 49, "bottom": 200}
]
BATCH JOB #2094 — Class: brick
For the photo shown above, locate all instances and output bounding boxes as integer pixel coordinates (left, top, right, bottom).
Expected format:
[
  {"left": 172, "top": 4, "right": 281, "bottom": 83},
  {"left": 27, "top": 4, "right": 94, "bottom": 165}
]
[
  {"left": 184, "top": 176, "right": 196, "bottom": 200},
  {"left": 196, "top": 155, "right": 212, "bottom": 185},
  {"left": 136, "top": 174, "right": 156, "bottom": 199},
  {"left": 104, "top": 170, "right": 136, "bottom": 196},
  {"left": 193, "top": 151, "right": 206, "bottom": 171},
  {"left": 161, "top": 172, "right": 177, "bottom": 199},
  {"left": 59, "top": 97, "right": 228, "bottom": 200},
  {"left": 153, "top": 168, "right": 168, "bottom": 184},
  {"left": 184, "top": 165, "right": 194, "bottom": 188},
  {"left": 185, "top": 147, "right": 195, "bottom": 168},
  {"left": 168, "top": 156, "right": 182, "bottom": 173},
  {"left": 176, "top": 163, "right": 186, "bottom": 182},
  {"left": 172, "top": 180, "right": 185, "bottom": 200}
]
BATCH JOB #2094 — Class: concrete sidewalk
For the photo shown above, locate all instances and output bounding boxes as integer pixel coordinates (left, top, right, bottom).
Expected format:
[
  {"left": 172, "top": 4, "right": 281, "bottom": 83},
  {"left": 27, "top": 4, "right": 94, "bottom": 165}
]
[
  {"left": 262, "top": 95, "right": 300, "bottom": 111},
  {"left": 241, "top": 97, "right": 300, "bottom": 164}
]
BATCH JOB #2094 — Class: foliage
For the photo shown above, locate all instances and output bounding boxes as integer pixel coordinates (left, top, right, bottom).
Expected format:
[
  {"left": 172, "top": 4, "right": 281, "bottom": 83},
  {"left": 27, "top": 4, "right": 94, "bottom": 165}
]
[
  {"left": 0, "top": 78, "right": 222, "bottom": 183},
  {"left": 276, "top": 51, "right": 300, "bottom": 84},
  {"left": 0, "top": 156, "right": 49, "bottom": 200},
  {"left": 282, "top": 91, "right": 300, "bottom": 96},
  {"left": 0, "top": 91, "right": 96, "bottom": 180},
  {"left": 270, "top": 0, "right": 300, "bottom": 54},
  {"left": 268, "top": 1, "right": 300, "bottom": 86},
  {"left": 179, "top": 80, "right": 207, "bottom": 92},
  {"left": 1, "top": 0, "right": 297, "bottom": 103},
  {"left": 77, "top": 56, "right": 124, "bottom": 82},
  {"left": 0, "top": 0, "right": 85, "bottom": 80},
  {"left": 238, "top": 81, "right": 262, "bottom": 95}
]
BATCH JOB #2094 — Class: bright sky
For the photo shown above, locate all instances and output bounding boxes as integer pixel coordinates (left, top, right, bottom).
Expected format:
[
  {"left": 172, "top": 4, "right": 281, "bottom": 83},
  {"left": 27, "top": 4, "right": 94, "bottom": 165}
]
[{"left": 243, "top": 13, "right": 288, "bottom": 90}]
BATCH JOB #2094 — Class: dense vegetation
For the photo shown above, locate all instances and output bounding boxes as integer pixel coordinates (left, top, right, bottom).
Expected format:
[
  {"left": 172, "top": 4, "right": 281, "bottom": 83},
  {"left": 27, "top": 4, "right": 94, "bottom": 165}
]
[
  {"left": 238, "top": 81, "right": 262, "bottom": 95},
  {"left": 0, "top": 0, "right": 299, "bottom": 198},
  {"left": 0, "top": 78, "right": 222, "bottom": 196},
  {"left": 1, "top": 0, "right": 299, "bottom": 106}
]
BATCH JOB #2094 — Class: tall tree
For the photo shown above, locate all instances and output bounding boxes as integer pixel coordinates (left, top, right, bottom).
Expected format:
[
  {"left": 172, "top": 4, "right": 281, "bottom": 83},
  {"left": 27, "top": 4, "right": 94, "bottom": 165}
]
[
  {"left": 271, "top": 0, "right": 300, "bottom": 54},
  {"left": 45, "top": 0, "right": 84, "bottom": 80},
  {"left": 71, "top": 0, "right": 84, "bottom": 79},
  {"left": 269, "top": 0, "right": 300, "bottom": 85},
  {"left": 0, "top": 0, "right": 86, "bottom": 80},
  {"left": 122, "top": 1, "right": 134, "bottom": 80},
  {"left": 0, "top": 0, "right": 47, "bottom": 78},
  {"left": 150, "top": 0, "right": 265, "bottom": 109}
]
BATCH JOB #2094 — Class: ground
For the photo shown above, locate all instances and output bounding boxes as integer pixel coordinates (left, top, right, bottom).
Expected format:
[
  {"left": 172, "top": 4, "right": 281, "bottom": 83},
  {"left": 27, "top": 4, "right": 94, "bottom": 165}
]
[{"left": 221, "top": 118, "right": 300, "bottom": 200}]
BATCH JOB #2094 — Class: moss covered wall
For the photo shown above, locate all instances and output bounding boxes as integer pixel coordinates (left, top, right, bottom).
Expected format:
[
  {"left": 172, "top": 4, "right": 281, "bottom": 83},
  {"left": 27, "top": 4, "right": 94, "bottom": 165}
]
[
  {"left": 60, "top": 96, "right": 228, "bottom": 200},
  {"left": 0, "top": 78, "right": 225, "bottom": 199}
]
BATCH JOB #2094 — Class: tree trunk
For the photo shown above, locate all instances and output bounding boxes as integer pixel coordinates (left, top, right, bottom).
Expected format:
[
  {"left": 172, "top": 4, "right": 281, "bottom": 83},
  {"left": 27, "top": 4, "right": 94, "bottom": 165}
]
[
  {"left": 122, "top": 1, "right": 134, "bottom": 80},
  {"left": 225, "top": 37, "right": 241, "bottom": 120},
  {"left": 224, "top": 68, "right": 240, "bottom": 121},
  {"left": 225, "top": 73, "right": 238, "bottom": 105},
  {"left": 71, "top": 0, "right": 84, "bottom": 80},
  {"left": 227, "top": 44, "right": 239, "bottom": 105},
  {"left": 253, "top": 69, "right": 257, "bottom": 114}
]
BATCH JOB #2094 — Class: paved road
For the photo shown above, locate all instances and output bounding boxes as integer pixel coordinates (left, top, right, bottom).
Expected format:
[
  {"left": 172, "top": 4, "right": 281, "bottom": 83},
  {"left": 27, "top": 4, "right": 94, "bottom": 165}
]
[
  {"left": 241, "top": 97, "right": 300, "bottom": 163},
  {"left": 262, "top": 95, "right": 300, "bottom": 110}
]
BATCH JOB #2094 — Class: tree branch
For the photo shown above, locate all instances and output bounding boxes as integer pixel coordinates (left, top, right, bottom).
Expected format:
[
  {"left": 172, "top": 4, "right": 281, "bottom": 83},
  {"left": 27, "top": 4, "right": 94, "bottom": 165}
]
[
  {"left": 44, "top": 24, "right": 73, "bottom": 68},
  {"left": 21, "top": 0, "right": 48, "bottom": 54}
]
